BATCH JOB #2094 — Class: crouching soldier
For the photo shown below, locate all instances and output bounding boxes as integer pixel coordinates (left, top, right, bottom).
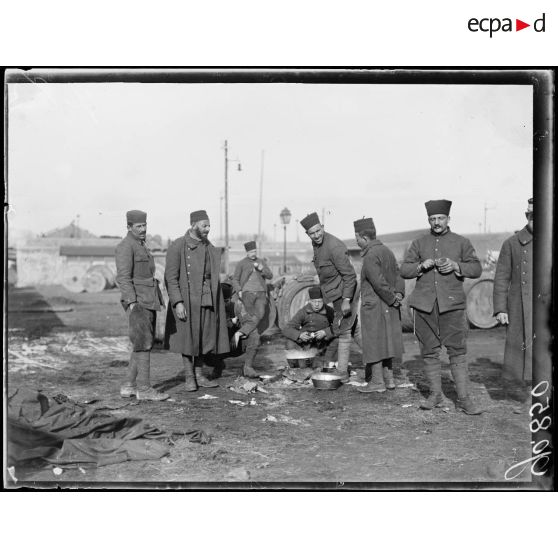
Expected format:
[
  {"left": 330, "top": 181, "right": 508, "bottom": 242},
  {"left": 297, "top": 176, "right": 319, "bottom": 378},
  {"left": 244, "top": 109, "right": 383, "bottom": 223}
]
[
  {"left": 115, "top": 209, "right": 169, "bottom": 401},
  {"left": 282, "top": 286, "right": 339, "bottom": 373}
]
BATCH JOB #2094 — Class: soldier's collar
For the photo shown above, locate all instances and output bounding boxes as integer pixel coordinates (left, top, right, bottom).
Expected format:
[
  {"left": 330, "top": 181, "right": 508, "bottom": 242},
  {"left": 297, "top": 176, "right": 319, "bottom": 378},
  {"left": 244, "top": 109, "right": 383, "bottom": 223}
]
[
  {"left": 185, "top": 229, "right": 209, "bottom": 248},
  {"left": 518, "top": 226, "right": 533, "bottom": 245},
  {"left": 430, "top": 226, "right": 451, "bottom": 237},
  {"left": 126, "top": 231, "right": 145, "bottom": 246}
]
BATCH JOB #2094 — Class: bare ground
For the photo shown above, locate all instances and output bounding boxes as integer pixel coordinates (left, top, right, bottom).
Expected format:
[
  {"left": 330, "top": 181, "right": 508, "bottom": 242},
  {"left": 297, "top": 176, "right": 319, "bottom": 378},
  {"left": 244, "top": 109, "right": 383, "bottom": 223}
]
[{"left": 6, "top": 285, "right": 533, "bottom": 487}]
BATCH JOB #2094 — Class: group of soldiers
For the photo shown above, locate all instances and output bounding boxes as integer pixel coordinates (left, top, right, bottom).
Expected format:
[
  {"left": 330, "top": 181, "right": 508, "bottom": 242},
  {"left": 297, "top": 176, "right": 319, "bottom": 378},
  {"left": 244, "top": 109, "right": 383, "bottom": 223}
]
[{"left": 115, "top": 196, "right": 533, "bottom": 416}]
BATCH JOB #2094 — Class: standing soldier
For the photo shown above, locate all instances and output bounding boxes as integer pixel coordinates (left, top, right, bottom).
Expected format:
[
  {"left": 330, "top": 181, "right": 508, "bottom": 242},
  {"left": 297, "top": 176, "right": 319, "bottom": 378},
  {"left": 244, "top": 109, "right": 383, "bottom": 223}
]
[
  {"left": 400, "top": 200, "right": 483, "bottom": 414},
  {"left": 300, "top": 212, "right": 359, "bottom": 383},
  {"left": 353, "top": 217, "right": 405, "bottom": 393},
  {"left": 231, "top": 240, "right": 273, "bottom": 377},
  {"left": 493, "top": 198, "right": 533, "bottom": 393},
  {"left": 115, "top": 210, "right": 169, "bottom": 401},
  {"left": 164, "top": 210, "right": 230, "bottom": 391}
]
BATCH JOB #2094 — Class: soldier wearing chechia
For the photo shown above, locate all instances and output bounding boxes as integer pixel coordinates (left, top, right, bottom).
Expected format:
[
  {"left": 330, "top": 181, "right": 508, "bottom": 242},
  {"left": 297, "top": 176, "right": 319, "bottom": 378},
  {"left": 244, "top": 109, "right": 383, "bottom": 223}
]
[
  {"left": 300, "top": 211, "right": 360, "bottom": 383},
  {"left": 400, "top": 199, "right": 483, "bottom": 415},
  {"left": 231, "top": 240, "right": 273, "bottom": 378},
  {"left": 115, "top": 210, "right": 169, "bottom": 401},
  {"left": 493, "top": 197, "right": 533, "bottom": 390}
]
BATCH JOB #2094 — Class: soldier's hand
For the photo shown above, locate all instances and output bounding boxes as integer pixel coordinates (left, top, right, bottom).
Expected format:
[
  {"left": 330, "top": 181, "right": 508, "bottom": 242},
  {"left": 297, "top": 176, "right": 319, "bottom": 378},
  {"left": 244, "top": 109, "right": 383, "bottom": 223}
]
[
  {"left": 395, "top": 292, "right": 404, "bottom": 302},
  {"left": 299, "top": 331, "right": 312, "bottom": 342},
  {"left": 175, "top": 302, "right": 187, "bottom": 321},
  {"left": 420, "top": 259, "right": 436, "bottom": 271},
  {"left": 496, "top": 312, "right": 509, "bottom": 325},
  {"left": 254, "top": 262, "right": 263, "bottom": 272},
  {"left": 232, "top": 330, "right": 244, "bottom": 348},
  {"left": 392, "top": 298, "right": 401, "bottom": 308},
  {"left": 238, "top": 290, "right": 243, "bottom": 300},
  {"left": 438, "top": 258, "right": 460, "bottom": 275},
  {"left": 341, "top": 298, "right": 351, "bottom": 317},
  {"left": 127, "top": 302, "right": 138, "bottom": 313},
  {"left": 314, "top": 330, "right": 326, "bottom": 341}
]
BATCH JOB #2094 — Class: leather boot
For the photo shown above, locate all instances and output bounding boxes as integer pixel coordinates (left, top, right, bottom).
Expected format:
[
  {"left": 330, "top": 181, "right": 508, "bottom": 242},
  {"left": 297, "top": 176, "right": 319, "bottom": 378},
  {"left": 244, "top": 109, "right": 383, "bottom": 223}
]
[
  {"left": 450, "top": 355, "right": 482, "bottom": 415},
  {"left": 336, "top": 331, "right": 352, "bottom": 383},
  {"left": 383, "top": 359, "right": 395, "bottom": 390},
  {"left": 194, "top": 357, "right": 219, "bottom": 388},
  {"left": 135, "top": 351, "right": 169, "bottom": 401},
  {"left": 358, "top": 362, "right": 386, "bottom": 393},
  {"left": 120, "top": 352, "right": 138, "bottom": 397},
  {"left": 419, "top": 357, "right": 444, "bottom": 410},
  {"left": 392, "top": 357, "right": 414, "bottom": 388},
  {"left": 182, "top": 355, "right": 198, "bottom": 392},
  {"left": 243, "top": 331, "right": 261, "bottom": 378}
]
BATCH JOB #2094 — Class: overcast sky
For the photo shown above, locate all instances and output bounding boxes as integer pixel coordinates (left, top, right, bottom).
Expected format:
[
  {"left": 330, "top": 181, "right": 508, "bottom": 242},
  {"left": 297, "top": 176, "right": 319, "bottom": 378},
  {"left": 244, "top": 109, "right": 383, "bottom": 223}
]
[{"left": 7, "top": 80, "right": 533, "bottom": 242}]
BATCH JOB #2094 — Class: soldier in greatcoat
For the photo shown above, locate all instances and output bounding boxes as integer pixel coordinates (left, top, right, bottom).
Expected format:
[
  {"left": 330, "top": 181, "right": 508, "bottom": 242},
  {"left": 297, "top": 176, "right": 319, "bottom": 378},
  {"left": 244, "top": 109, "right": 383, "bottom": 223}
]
[
  {"left": 115, "top": 210, "right": 169, "bottom": 401},
  {"left": 164, "top": 210, "right": 229, "bottom": 391},
  {"left": 300, "top": 212, "right": 360, "bottom": 383},
  {"left": 353, "top": 218, "right": 405, "bottom": 393},
  {"left": 493, "top": 198, "right": 533, "bottom": 390},
  {"left": 231, "top": 241, "right": 273, "bottom": 377},
  {"left": 400, "top": 200, "right": 483, "bottom": 415}
]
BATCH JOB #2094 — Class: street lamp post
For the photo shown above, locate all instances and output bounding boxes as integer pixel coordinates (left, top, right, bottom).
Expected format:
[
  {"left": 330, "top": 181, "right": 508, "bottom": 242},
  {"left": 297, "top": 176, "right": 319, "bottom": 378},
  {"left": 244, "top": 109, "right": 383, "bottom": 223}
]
[
  {"left": 223, "top": 140, "right": 242, "bottom": 275},
  {"left": 280, "top": 207, "right": 292, "bottom": 274}
]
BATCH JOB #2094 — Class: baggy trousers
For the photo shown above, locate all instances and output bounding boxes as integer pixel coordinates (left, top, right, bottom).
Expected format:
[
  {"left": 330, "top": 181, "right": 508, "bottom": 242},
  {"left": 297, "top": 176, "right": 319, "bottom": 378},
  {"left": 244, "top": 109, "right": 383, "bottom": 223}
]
[
  {"left": 414, "top": 301, "right": 468, "bottom": 360},
  {"left": 239, "top": 291, "right": 267, "bottom": 366}
]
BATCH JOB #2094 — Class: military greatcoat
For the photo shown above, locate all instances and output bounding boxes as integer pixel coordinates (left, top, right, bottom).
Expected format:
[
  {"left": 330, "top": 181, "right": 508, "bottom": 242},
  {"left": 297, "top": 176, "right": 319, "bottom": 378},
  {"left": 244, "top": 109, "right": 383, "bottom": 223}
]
[
  {"left": 164, "top": 232, "right": 229, "bottom": 356},
  {"left": 493, "top": 226, "right": 533, "bottom": 381},
  {"left": 359, "top": 240, "right": 404, "bottom": 364}
]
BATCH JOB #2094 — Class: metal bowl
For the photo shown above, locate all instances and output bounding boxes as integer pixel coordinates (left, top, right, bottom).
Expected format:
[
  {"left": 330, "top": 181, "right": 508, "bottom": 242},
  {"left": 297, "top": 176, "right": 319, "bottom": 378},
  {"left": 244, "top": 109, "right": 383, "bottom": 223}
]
[
  {"left": 287, "top": 357, "right": 315, "bottom": 369},
  {"left": 311, "top": 373, "right": 343, "bottom": 390},
  {"left": 322, "top": 365, "right": 337, "bottom": 374}
]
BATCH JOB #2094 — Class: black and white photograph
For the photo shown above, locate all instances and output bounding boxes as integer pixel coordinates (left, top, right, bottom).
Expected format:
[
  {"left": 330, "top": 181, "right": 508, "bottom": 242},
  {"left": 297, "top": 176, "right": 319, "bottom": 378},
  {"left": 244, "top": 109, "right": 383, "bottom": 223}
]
[{"left": 4, "top": 68, "right": 554, "bottom": 489}]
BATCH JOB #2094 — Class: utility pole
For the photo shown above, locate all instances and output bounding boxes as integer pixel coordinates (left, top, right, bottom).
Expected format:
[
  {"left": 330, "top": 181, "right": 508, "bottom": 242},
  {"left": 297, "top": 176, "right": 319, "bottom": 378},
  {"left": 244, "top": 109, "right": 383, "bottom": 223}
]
[
  {"left": 218, "top": 192, "right": 223, "bottom": 241},
  {"left": 224, "top": 140, "right": 229, "bottom": 273},
  {"left": 223, "top": 140, "right": 242, "bottom": 274},
  {"left": 257, "top": 150, "right": 265, "bottom": 256}
]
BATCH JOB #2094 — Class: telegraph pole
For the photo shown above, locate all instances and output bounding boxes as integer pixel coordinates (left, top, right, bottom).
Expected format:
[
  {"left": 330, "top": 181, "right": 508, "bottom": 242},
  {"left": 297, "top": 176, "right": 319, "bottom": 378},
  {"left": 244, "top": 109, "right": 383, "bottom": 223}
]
[
  {"left": 257, "top": 150, "right": 265, "bottom": 256},
  {"left": 224, "top": 140, "right": 229, "bottom": 273}
]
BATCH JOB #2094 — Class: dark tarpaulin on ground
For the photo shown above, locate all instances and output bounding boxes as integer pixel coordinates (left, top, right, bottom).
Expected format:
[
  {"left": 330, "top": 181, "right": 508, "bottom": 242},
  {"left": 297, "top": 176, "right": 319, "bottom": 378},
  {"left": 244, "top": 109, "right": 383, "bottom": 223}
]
[{"left": 7, "top": 387, "right": 210, "bottom": 467}]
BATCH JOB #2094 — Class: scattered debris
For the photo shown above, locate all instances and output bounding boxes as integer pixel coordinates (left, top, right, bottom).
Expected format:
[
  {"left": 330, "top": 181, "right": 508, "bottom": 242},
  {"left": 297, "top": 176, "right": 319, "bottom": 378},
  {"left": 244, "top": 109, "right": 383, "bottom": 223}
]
[
  {"left": 198, "top": 394, "right": 218, "bottom": 400},
  {"left": 78, "top": 467, "right": 87, "bottom": 474},
  {"left": 229, "top": 400, "right": 248, "bottom": 407},
  {"left": 229, "top": 377, "right": 268, "bottom": 395},
  {"left": 401, "top": 403, "right": 414, "bottom": 408},
  {"left": 161, "top": 457, "right": 172, "bottom": 464},
  {"left": 52, "top": 467, "right": 63, "bottom": 476},
  {"left": 262, "top": 413, "right": 305, "bottom": 426},
  {"left": 249, "top": 398, "right": 258, "bottom": 406}
]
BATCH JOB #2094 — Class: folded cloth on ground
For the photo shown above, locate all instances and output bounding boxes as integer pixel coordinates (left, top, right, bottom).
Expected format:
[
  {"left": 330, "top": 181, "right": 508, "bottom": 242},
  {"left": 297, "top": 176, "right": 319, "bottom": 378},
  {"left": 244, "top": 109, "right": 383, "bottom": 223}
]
[{"left": 7, "top": 387, "right": 209, "bottom": 467}]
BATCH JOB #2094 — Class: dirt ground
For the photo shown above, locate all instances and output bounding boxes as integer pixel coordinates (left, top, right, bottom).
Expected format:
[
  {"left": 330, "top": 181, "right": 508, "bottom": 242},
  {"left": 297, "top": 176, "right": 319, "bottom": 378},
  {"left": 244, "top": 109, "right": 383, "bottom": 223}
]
[{"left": 6, "top": 285, "right": 534, "bottom": 487}]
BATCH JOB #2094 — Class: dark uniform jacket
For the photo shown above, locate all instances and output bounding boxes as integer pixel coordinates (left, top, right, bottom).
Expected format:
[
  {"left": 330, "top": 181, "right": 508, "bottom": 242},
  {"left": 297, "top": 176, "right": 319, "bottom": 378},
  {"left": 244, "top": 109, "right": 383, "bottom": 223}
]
[
  {"left": 359, "top": 240, "right": 404, "bottom": 364},
  {"left": 232, "top": 257, "right": 273, "bottom": 293},
  {"left": 400, "top": 228, "right": 482, "bottom": 313},
  {"left": 164, "top": 232, "right": 229, "bottom": 356},
  {"left": 282, "top": 303, "right": 336, "bottom": 342},
  {"left": 115, "top": 232, "right": 163, "bottom": 311},
  {"left": 493, "top": 226, "right": 533, "bottom": 381},
  {"left": 312, "top": 232, "right": 357, "bottom": 304}
]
